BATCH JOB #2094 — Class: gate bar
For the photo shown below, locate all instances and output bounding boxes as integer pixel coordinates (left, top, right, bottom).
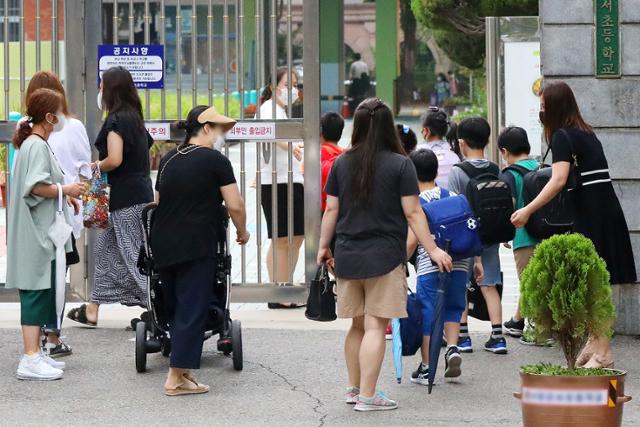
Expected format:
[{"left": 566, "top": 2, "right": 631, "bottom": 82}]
[
  {"left": 19, "top": 0, "right": 25, "bottom": 112},
  {"left": 160, "top": 0, "right": 166, "bottom": 119},
  {"left": 254, "top": 0, "right": 262, "bottom": 285},
  {"left": 302, "top": 0, "right": 321, "bottom": 284},
  {"left": 237, "top": 0, "right": 247, "bottom": 285},
  {"left": 269, "top": 0, "right": 277, "bottom": 280},
  {"left": 207, "top": 0, "right": 213, "bottom": 105},
  {"left": 144, "top": 0, "right": 151, "bottom": 120},
  {"left": 52, "top": 0, "right": 58, "bottom": 74},
  {"left": 286, "top": 0, "right": 294, "bottom": 282},
  {"left": 112, "top": 0, "right": 118, "bottom": 44},
  {"left": 191, "top": 0, "right": 196, "bottom": 108},
  {"left": 4, "top": 0, "right": 9, "bottom": 120},
  {"left": 176, "top": 0, "right": 182, "bottom": 118},
  {"left": 36, "top": 0, "right": 41, "bottom": 70}
]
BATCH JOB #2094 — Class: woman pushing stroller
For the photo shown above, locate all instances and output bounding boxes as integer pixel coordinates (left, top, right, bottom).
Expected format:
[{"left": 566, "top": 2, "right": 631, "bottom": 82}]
[{"left": 150, "top": 105, "right": 249, "bottom": 396}]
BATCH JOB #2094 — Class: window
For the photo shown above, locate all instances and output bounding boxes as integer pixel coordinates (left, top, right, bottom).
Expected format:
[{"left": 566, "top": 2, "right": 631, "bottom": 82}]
[{"left": 0, "top": 0, "right": 20, "bottom": 42}]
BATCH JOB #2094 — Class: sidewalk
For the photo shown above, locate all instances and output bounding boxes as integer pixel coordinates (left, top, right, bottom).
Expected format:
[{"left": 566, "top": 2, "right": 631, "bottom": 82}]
[{"left": 0, "top": 326, "right": 637, "bottom": 427}]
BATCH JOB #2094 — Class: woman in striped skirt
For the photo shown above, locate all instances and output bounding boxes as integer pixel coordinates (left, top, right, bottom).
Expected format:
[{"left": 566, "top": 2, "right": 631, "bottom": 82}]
[{"left": 67, "top": 67, "right": 154, "bottom": 326}]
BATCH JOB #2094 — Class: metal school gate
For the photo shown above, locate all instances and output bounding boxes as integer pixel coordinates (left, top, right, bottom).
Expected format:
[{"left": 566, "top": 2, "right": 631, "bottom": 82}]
[{"left": 0, "top": 0, "right": 321, "bottom": 303}]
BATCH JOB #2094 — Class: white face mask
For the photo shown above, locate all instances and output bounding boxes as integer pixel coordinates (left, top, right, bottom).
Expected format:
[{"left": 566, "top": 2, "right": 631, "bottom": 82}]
[
  {"left": 96, "top": 92, "right": 103, "bottom": 110},
  {"left": 53, "top": 113, "right": 66, "bottom": 133},
  {"left": 278, "top": 86, "right": 299, "bottom": 105}
]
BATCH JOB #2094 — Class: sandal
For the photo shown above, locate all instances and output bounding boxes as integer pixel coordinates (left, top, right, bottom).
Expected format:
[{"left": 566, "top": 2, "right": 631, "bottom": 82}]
[
  {"left": 183, "top": 373, "right": 209, "bottom": 391},
  {"left": 66, "top": 304, "right": 97, "bottom": 327},
  {"left": 164, "top": 380, "right": 210, "bottom": 396}
]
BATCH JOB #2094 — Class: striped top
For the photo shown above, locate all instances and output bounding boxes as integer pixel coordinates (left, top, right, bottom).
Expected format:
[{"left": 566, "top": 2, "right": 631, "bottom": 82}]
[{"left": 415, "top": 187, "right": 471, "bottom": 276}]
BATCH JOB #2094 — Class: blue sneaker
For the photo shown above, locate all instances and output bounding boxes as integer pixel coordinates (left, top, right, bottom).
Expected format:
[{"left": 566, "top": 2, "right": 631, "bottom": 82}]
[
  {"left": 457, "top": 336, "right": 473, "bottom": 353},
  {"left": 484, "top": 336, "right": 508, "bottom": 354}
]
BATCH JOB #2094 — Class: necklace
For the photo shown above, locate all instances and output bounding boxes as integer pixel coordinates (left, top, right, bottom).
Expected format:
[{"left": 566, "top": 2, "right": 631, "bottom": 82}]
[{"left": 158, "top": 144, "right": 204, "bottom": 185}]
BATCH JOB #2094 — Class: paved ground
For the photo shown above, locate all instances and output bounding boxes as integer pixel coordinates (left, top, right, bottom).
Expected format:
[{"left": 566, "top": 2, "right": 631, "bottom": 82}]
[{"left": 0, "top": 326, "right": 638, "bottom": 427}]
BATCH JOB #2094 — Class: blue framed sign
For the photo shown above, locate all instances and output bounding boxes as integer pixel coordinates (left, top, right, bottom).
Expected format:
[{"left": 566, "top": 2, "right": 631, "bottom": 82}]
[{"left": 98, "top": 44, "right": 164, "bottom": 89}]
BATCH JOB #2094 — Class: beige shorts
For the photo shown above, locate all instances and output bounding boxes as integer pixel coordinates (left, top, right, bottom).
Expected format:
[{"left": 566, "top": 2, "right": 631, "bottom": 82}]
[
  {"left": 336, "top": 264, "right": 408, "bottom": 319},
  {"left": 514, "top": 246, "right": 535, "bottom": 278}
]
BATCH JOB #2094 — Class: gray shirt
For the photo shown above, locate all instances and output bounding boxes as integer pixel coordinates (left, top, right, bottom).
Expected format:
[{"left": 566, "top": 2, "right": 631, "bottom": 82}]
[{"left": 447, "top": 159, "right": 491, "bottom": 196}]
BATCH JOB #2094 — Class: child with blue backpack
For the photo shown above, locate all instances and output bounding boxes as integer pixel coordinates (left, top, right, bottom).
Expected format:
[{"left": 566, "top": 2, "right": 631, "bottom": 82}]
[{"left": 407, "top": 149, "right": 484, "bottom": 385}]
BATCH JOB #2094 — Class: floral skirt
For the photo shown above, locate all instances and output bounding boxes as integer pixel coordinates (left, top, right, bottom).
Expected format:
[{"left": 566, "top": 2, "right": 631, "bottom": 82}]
[{"left": 91, "top": 204, "right": 147, "bottom": 307}]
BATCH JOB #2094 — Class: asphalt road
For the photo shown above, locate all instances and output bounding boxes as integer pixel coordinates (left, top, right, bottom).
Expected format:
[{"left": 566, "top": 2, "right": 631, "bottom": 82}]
[{"left": 0, "top": 328, "right": 638, "bottom": 427}]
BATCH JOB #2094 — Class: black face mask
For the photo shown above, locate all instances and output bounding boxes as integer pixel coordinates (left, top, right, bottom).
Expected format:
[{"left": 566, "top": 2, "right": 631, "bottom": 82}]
[{"left": 539, "top": 111, "right": 545, "bottom": 125}]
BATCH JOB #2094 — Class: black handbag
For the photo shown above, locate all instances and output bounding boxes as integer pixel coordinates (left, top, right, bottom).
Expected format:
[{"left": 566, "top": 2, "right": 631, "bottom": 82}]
[
  {"left": 467, "top": 275, "right": 503, "bottom": 322},
  {"left": 305, "top": 263, "right": 337, "bottom": 322}
]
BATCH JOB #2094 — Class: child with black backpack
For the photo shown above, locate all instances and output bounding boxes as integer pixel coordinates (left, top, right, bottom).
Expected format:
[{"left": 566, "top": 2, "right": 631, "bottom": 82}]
[
  {"left": 448, "top": 117, "right": 515, "bottom": 355},
  {"left": 497, "top": 127, "right": 541, "bottom": 341},
  {"left": 407, "top": 149, "right": 484, "bottom": 385}
]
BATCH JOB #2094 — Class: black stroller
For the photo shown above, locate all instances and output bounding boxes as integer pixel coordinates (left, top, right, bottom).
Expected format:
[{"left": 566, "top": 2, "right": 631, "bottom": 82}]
[{"left": 135, "top": 203, "right": 243, "bottom": 373}]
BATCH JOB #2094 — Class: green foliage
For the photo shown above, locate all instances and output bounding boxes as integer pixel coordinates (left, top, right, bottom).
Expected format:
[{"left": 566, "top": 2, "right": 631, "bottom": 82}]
[
  {"left": 410, "top": 0, "right": 538, "bottom": 69},
  {"left": 520, "top": 234, "right": 616, "bottom": 369},
  {"left": 521, "top": 363, "right": 620, "bottom": 377}
]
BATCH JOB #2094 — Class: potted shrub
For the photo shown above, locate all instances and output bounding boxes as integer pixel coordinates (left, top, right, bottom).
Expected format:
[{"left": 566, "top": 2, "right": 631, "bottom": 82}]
[{"left": 514, "top": 233, "right": 632, "bottom": 427}]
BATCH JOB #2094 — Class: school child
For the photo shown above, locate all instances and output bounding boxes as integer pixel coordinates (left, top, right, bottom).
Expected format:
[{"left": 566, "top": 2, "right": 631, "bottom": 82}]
[
  {"left": 396, "top": 123, "right": 418, "bottom": 154},
  {"left": 407, "top": 149, "right": 484, "bottom": 384},
  {"left": 417, "top": 109, "right": 459, "bottom": 189},
  {"left": 320, "top": 112, "right": 345, "bottom": 212},
  {"left": 448, "top": 117, "right": 510, "bottom": 354},
  {"left": 498, "top": 127, "right": 541, "bottom": 341}
]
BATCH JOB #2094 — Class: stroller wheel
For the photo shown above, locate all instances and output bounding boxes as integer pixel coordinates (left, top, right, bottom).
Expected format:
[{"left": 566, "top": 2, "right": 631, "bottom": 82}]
[
  {"left": 161, "top": 336, "right": 171, "bottom": 357},
  {"left": 231, "top": 320, "right": 243, "bottom": 371},
  {"left": 135, "top": 321, "right": 148, "bottom": 373}
]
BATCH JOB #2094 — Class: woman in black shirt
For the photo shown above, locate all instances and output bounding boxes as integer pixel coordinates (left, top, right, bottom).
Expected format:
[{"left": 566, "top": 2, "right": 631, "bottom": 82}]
[
  {"left": 67, "top": 67, "right": 154, "bottom": 326},
  {"left": 512, "top": 81, "right": 636, "bottom": 368},
  {"left": 151, "top": 105, "right": 249, "bottom": 396}
]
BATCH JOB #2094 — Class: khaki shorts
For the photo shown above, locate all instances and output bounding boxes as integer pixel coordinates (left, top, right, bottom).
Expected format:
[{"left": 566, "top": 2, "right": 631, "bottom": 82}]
[
  {"left": 514, "top": 246, "right": 535, "bottom": 278},
  {"left": 336, "top": 264, "right": 408, "bottom": 319}
]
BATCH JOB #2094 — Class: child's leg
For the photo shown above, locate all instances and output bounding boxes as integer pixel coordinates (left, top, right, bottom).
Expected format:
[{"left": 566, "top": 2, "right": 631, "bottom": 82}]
[
  {"left": 444, "top": 322, "right": 460, "bottom": 346},
  {"left": 480, "top": 286, "right": 502, "bottom": 326},
  {"left": 420, "top": 335, "right": 431, "bottom": 365}
]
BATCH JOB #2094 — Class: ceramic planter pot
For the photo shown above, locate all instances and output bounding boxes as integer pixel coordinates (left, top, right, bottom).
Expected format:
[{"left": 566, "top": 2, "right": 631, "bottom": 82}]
[{"left": 514, "top": 369, "right": 631, "bottom": 426}]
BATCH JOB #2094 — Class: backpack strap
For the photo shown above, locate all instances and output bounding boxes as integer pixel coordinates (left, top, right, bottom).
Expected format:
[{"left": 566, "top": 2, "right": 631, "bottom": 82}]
[
  {"left": 439, "top": 188, "right": 450, "bottom": 198},
  {"left": 504, "top": 164, "right": 531, "bottom": 177},
  {"left": 454, "top": 161, "right": 499, "bottom": 179}
]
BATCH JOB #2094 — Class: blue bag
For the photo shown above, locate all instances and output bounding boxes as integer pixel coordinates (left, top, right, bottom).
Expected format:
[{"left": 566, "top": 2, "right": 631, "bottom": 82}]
[
  {"left": 399, "top": 291, "right": 423, "bottom": 356},
  {"left": 420, "top": 189, "right": 483, "bottom": 261}
]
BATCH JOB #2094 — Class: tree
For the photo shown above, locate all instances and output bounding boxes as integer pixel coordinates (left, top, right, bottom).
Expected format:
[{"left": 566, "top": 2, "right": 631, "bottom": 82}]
[{"left": 410, "top": 0, "right": 538, "bottom": 69}]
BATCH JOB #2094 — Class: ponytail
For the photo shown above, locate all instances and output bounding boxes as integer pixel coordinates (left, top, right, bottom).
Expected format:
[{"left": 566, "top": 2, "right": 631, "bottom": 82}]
[
  {"left": 259, "top": 85, "right": 273, "bottom": 105},
  {"left": 12, "top": 120, "right": 33, "bottom": 149}
]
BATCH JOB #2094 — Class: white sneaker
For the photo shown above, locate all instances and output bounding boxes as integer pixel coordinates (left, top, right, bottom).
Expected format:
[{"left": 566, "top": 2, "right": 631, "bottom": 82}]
[
  {"left": 17, "top": 354, "right": 63, "bottom": 381},
  {"left": 40, "top": 352, "right": 66, "bottom": 370}
]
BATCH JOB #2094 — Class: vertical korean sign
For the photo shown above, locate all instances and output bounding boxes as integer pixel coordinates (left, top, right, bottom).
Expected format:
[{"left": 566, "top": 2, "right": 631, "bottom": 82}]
[
  {"left": 98, "top": 45, "right": 165, "bottom": 89},
  {"left": 595, "top": 0, "right": 620, "bottom": 78}
]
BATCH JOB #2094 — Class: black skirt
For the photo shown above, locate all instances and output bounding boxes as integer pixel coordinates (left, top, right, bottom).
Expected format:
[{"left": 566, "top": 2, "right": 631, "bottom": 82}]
[
  {"left": 573, "top": 183, "right": 637, "bottom": 285},
  {"left": 261, "top": 183, "right": 305, "bottom": 239}
]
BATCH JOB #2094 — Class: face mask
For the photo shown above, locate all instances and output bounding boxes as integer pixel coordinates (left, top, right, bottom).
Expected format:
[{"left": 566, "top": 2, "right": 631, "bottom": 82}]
[
  {"left": 538, "top": 110, "right": 545, "bottom": 125},
  {"left": 53, "top": 113, "right": 66, "bottom": 132},
  {"left": 278, "top": 87, "right": 299, "bottom": 105},
  {"left": 97, "top": 92, "right": 103, "bottom": 110}
]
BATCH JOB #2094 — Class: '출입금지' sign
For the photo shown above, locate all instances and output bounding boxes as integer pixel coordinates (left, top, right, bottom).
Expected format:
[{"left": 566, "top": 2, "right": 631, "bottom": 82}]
[
  {"left": 595, "top": 0, "right": 620, "bottom": 78},
  {"left": 98, "top": 44, "right": 164, "bottom": 89}
]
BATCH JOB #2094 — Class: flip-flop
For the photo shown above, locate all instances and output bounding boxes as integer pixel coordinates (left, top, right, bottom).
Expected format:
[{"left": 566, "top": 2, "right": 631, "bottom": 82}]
[
  {"left": 66, "top": 304, "right": 98, "bottom": 327},
  {"left": 164, "top": 381, "right": 210, "bottom": 396}
]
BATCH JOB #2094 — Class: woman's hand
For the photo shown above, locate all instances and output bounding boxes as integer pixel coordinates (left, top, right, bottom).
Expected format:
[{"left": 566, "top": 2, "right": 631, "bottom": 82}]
[
  {"left": 428, "top": 247, "right": 453, "bottom": 272},
  {"left": 293, "top": 143, "right": 304, "bottom": 162},
  {"left": 236, "top": 229, "right": 250, "bottom": 245},
  {"left": 317, "top": 246, "right": 334, "bottom": 270},
  {"left": 511, "top": 207, "right": 532, "bottom": 228},
  {"left": 63, "top": 182, "right": 85, "bottom": 199},
  {"left": 473, "top": 260, "right": 484, "bottom": 284},
  {"left": 67, "top": 196, "right": 81, "bottom": 215}
]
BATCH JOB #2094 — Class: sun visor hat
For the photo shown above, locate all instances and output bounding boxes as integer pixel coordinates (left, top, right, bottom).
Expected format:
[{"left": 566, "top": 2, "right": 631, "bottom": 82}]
[{"left": 197, "top": 106, "right": 237, "bottom": 132}]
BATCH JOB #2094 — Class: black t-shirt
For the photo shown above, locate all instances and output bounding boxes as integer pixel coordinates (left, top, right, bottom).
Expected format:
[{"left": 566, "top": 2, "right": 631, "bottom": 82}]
[
  {"left": 324, "top": 150, "right": 419, "bottom": 279},
  {"left": 150, "top": 145, "right": 236, "bottom": 268},
  {"left": 551, "top": 127, "right": 609, "bottom": 173},
  {"left": 95, "top": 111, "right": 154, "bottom": 211}
]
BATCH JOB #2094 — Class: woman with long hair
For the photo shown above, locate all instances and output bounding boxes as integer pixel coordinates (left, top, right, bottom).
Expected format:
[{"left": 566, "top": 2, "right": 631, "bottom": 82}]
[
  {"left": 151, "top": 105, "right": 249, "bottom": 395},
  {"left": 511, "top": 81, "right": 637, "bottom": 368},
  {"left": 67, "top": 66, "right": 154, "bottom": 326},
  {"left": 318, "top": 98, "right": 452, "bottom": 411},
  {"left": 22, "top": 70, "right": 91, "bottom": 357},
  {"left": 7, "top": 88, "right": 84, "bottom": 380},
  {"left": 258, "top": 67, "right": 305, "bottom": 308}
]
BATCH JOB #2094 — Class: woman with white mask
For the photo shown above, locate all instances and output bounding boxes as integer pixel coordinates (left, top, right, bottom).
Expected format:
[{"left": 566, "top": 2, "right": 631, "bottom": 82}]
[
  {"left": 257, "top": 68, "right": 304, "bottom": 308},
  {"left": 14, "top": 71, "right": 91, "bottom": 359}
]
